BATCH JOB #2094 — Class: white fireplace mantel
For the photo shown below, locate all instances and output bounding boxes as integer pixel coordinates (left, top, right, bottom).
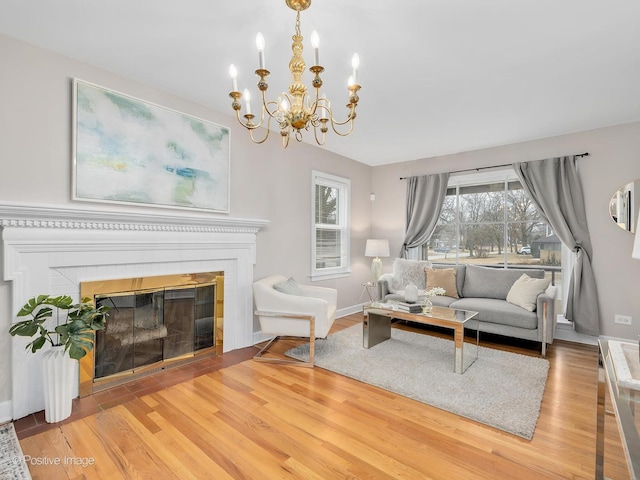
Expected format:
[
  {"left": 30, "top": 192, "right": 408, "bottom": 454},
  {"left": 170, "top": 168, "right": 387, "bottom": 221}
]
[{"left": 0, "top": 201, "right": 269, "bottom": 419}]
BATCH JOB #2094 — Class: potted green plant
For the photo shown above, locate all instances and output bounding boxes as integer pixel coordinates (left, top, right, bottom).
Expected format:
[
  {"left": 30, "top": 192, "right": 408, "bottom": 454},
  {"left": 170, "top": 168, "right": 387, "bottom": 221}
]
[{"left": 9, "top": 295, "right": 109, "bottom": 422}]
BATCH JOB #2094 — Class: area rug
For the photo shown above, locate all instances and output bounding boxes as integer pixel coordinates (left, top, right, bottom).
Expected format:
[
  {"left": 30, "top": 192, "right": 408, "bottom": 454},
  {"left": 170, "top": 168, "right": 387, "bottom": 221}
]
[
  {"left": 285, "top": 324, "right": 549, "bottom": 440},
  {"left": 0, "top": 422, "right": 31, "bottom": 479}
]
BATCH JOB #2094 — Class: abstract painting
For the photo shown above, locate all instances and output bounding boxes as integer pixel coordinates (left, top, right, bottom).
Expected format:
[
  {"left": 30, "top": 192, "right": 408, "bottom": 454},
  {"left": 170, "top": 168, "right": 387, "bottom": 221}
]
[{"left": 73, "top": 79, "right": 230, "bottom": 213}]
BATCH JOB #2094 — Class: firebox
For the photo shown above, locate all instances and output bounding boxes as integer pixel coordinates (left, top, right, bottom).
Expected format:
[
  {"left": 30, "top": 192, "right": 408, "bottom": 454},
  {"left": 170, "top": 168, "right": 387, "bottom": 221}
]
[{"left": 79, "top": 272, "right": 223, "bottom": 396}]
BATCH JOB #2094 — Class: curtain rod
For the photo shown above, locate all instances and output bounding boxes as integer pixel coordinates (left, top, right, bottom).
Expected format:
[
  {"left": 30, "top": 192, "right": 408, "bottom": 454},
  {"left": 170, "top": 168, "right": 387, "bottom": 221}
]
[{"left": 399, "top": 152, "right": 589, "bottom": 180}]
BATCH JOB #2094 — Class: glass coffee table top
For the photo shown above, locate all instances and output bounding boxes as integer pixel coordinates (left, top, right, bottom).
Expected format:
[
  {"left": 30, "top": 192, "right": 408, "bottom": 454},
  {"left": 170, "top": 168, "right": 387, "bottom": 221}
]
[
  {"left": 363, "top": 302, "right": 479, "bottom": 374},
  {"left": 366, "top": 302, "right": 478, "bottom": 324}
]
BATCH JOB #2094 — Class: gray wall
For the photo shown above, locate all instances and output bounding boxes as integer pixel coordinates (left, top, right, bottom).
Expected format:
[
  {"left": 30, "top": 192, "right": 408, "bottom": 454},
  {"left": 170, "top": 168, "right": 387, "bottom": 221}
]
[
  {"left": 371, "top": 122, "right": 640, "bottom": 340},
  {"left": 0, "top": 33, "right": 373, "bottom": 405}
]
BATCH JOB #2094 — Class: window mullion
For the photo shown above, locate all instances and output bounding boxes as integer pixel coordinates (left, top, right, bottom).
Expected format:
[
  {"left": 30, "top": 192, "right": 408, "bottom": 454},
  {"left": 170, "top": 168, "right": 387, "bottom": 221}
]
[{"left": 504, "top": 179, "right": 509, "bottom": 266}]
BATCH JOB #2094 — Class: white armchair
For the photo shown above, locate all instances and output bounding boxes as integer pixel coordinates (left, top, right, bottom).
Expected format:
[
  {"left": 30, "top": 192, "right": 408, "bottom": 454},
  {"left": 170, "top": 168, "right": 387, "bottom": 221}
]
[{"left": 253, "top": 275, "right": 337, "bottom": 367}]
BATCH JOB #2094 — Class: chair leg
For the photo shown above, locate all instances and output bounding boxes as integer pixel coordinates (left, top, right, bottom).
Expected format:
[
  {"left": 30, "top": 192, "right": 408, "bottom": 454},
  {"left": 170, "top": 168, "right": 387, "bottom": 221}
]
[
  {"left": 252, "top": 312, "right": 316, "bottom": 367},
  {"left": 253, "top": 335, "right": 315, "bottom": 367}
]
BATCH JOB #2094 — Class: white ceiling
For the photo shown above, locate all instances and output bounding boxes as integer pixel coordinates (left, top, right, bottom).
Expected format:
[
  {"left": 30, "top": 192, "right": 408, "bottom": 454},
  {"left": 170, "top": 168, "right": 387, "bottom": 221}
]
[{"left": 1, "top": 0, "right": 640, "bottom": 166}]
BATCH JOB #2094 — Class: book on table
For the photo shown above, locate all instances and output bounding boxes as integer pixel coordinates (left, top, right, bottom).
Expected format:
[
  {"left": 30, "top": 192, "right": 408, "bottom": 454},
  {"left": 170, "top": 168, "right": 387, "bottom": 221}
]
[{"left": 397, "top": 302, "right": 423, "bottom": 313}]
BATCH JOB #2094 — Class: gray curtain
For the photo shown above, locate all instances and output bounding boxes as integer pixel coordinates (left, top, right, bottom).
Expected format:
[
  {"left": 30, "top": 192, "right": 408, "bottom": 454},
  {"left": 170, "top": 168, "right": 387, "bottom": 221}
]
[
  {"left": 401, "top": 173, "right": 450, "bottom": 258},
  {"left": 514, "top": 156, "right": 599, "bottom": 336}
]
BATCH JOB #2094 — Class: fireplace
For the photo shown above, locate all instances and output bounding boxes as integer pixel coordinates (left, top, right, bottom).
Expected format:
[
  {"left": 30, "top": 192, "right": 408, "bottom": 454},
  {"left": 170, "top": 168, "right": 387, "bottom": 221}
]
[
  {"left": 1, "top": 201, "right": 268, "bottom": 419},
  {"left": 79, "top": 272, "right": 224, "bottom": 396}
]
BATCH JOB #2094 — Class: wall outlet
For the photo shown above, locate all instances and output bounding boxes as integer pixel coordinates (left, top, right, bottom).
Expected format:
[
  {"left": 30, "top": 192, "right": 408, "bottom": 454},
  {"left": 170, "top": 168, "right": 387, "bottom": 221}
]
[{"left": 614, "top": 315, "right": 632, "bottom": 325}]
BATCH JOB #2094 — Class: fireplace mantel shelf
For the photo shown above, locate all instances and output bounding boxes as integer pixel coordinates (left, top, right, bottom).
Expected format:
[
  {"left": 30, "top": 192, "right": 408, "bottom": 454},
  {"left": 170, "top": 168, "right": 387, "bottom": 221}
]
[{"left": 0, "top": 201, "right": 269, "bottom": 233}]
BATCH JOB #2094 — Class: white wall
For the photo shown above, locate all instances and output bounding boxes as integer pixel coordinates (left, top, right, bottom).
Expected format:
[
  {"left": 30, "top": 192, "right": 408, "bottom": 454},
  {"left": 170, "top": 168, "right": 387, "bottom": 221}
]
[
  {"left": 0, "top": 33, "right": 373, "bottom": 407},
  {"left": 371, "top": 122, "right": 640, "bottom": 339}
]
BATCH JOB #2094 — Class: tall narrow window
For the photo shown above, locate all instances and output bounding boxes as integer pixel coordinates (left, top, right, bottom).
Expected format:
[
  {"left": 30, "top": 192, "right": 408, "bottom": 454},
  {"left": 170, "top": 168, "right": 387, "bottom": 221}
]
[{"left": 312, "top": 171, "right": 350, "bottom": 280}]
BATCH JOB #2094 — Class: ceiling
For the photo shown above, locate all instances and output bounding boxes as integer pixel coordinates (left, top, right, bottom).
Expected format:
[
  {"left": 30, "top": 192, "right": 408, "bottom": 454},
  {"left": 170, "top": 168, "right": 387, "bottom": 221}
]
[{"left": 1, "top": 0, "right": 640, "bottom": 166}]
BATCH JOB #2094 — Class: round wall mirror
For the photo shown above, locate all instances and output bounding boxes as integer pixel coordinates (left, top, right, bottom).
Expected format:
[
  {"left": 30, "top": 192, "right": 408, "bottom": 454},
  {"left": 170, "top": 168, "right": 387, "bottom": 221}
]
[{"left": 609, "top": 179, "right": 640, "bottom": 233}]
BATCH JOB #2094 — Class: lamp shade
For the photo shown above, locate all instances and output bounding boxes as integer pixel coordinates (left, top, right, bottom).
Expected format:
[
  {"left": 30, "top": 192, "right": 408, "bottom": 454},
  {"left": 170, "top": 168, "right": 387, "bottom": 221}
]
[
  {"left": 633, "top": 210, "right": 640, "bottom": 260},
  {"left": 365, "top": 239, "right": 390, "bottom": 258}
]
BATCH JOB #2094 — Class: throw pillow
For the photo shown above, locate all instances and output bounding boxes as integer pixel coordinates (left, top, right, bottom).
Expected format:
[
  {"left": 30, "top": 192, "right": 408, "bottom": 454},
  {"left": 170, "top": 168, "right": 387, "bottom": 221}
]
[
  {"left": 506, "top": 274, "right": 550, "bottom": 311},
  {"left": 390, "top": 258, "right": 432, "bottom": 292},
  {"left": 273, "top": 277, "right": 301, "bottom": 295},
  {"left": 425, "top": 267, "right": 459, "bottom": 298}
]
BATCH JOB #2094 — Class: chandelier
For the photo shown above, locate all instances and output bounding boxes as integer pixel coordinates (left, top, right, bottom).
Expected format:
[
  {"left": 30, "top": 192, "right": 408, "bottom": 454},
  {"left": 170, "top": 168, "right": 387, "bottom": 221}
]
[{"left": 228, "top": 0, "right": 361, "bottom": 147}]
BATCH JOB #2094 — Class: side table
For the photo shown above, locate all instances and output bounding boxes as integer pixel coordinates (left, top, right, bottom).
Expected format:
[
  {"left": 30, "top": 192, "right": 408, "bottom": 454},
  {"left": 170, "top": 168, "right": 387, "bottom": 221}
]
[{"left": 359, "top": 282, "right": 378, "bottom": 303}]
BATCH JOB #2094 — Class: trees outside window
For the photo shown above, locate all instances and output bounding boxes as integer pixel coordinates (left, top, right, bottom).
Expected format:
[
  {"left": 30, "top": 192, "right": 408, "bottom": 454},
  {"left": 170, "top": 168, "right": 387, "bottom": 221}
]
[{"left": 422, "top": 171, "right": 557, "bottom": 270}]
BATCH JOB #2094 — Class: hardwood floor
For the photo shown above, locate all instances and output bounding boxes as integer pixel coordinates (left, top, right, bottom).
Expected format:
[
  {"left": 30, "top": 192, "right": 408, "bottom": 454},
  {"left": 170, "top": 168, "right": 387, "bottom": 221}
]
[{"left": 18, "top": 314, "right": 629, "bottom": 479}]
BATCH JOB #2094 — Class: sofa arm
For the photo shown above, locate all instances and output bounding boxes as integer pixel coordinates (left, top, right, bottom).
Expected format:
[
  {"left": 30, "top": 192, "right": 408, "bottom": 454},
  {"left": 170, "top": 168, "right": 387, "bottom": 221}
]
[
  {"left": 377, "top": 273, "right": 393, "bottom": 300},
  {"left": 537, "top": 285, "right": 558, "bottom": 346}
]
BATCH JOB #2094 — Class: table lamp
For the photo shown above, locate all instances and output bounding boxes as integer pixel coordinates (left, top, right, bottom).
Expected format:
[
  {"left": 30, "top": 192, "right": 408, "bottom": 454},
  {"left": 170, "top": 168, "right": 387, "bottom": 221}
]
[{"left": 365, "top": 239, "right": 390, "bottom": 283}]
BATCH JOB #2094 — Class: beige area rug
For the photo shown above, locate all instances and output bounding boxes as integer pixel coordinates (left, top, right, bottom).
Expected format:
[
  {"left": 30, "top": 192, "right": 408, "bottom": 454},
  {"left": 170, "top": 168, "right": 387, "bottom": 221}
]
[
  {"left": 285, "top": 324, "right": 549, "bottom": 439},
  {"left": 0, "top": 422, "right": 31, "bottom": 480}
]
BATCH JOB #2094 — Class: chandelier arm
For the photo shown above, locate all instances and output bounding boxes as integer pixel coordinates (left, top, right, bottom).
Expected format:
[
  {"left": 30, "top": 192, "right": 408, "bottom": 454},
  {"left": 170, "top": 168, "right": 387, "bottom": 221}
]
[
  {"left": 261, "top": 92, "right": 281, "bottom": 119},
  {"left": 328, "top": 113, "right": 355, "bottom": 127},
  {"left": 328, "top": 115, "right": 356, "bottom": 137},
  {"left": 235, "top": 107, "right": 267, "bottom": 130},
  {"left": 312, "top": 124, "right": 327, "bottom": 146},
  {"left": 247, "top": 115, "right": 273, "bottom": 144},
  {"left": 249, "top": 128, "right": 271, "bottom": 144}
]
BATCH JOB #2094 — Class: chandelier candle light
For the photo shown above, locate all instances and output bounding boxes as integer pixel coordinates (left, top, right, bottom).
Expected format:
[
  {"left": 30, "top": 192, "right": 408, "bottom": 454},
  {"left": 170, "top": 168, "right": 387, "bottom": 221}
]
[{"left": 228, "top": 0, "right": 361, "bottom": 147}]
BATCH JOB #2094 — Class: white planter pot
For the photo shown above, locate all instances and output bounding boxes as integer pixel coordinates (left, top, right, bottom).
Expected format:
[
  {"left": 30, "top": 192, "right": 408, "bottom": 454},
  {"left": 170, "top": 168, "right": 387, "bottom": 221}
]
[{"left": 42, "top": 345, "right": 76, "bottom": 423}]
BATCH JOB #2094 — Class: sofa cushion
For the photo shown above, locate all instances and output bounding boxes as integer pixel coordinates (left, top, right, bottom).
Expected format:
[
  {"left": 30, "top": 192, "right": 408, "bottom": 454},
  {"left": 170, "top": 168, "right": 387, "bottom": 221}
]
[
  {"left": 425, "top": 267, "right": 459, "bottom": 298},
  {"left": 450, "top": 298, "right": 539, "bottom": 330},
  {"left": 273, "top": 277, "right": 301, "bottom": 295},
  {"left": 506, "top": 274, "right": 550, "bottom": 311},
  {"left": 429, "top": 295, "right": 457, "bottom": 307},
  {"left": 384, "top": 292, "right": 457, "bottom": 307},
  {"left": 433, "top": 264, "right": 466, "bottom": 295},
  {"left": 461, "top": 265, "right": 545, "bottom": 300},
  {"left": 390, "top": 258, "right": 432, "bottom": 291}
]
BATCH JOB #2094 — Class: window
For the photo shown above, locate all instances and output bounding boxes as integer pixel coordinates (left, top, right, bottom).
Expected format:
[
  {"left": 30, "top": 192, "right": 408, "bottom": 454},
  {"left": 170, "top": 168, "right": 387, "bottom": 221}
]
[
  {"left": 311, "top": 171, "right": 350, "bottom": 281},
  {"left": 420, "top": 169, "right": 564, "bottom": 310}
]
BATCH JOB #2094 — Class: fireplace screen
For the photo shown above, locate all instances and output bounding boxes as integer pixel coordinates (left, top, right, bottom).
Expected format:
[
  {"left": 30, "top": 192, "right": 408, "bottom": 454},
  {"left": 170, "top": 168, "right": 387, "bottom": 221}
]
[{"left": 94, "top": 283, "right": 216, "bottom": 380}]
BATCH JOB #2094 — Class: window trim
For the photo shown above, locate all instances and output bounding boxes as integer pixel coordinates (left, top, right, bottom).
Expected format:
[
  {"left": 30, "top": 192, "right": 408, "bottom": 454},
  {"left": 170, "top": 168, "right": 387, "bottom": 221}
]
[{"left": 311, "top": 170, "right": 351, "bottom": 281}]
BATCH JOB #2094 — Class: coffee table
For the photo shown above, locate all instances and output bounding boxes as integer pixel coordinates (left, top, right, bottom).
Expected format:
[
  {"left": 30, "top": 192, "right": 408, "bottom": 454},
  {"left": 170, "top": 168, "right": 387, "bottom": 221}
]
[{"left": 363, "top": 303, "right": 479, "bottom": 374}]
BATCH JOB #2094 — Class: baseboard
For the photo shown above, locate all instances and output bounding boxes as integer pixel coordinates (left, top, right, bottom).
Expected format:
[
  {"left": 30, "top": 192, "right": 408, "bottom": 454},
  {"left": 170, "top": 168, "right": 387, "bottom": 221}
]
[
  {"left": 556, "top": 319, "right": 574, "bottom": 331},
  {"left": 337, "top": 304, "right": 364, "bottom": 318},
  {"left": 554, "top": 329, "right": 598, "bottom": 345},
  {"left": 0, "top": 401, "right": 12, "bottom": 423},
  {"left": 252, "top": 331, "right": 272, "bottom": 346}
]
